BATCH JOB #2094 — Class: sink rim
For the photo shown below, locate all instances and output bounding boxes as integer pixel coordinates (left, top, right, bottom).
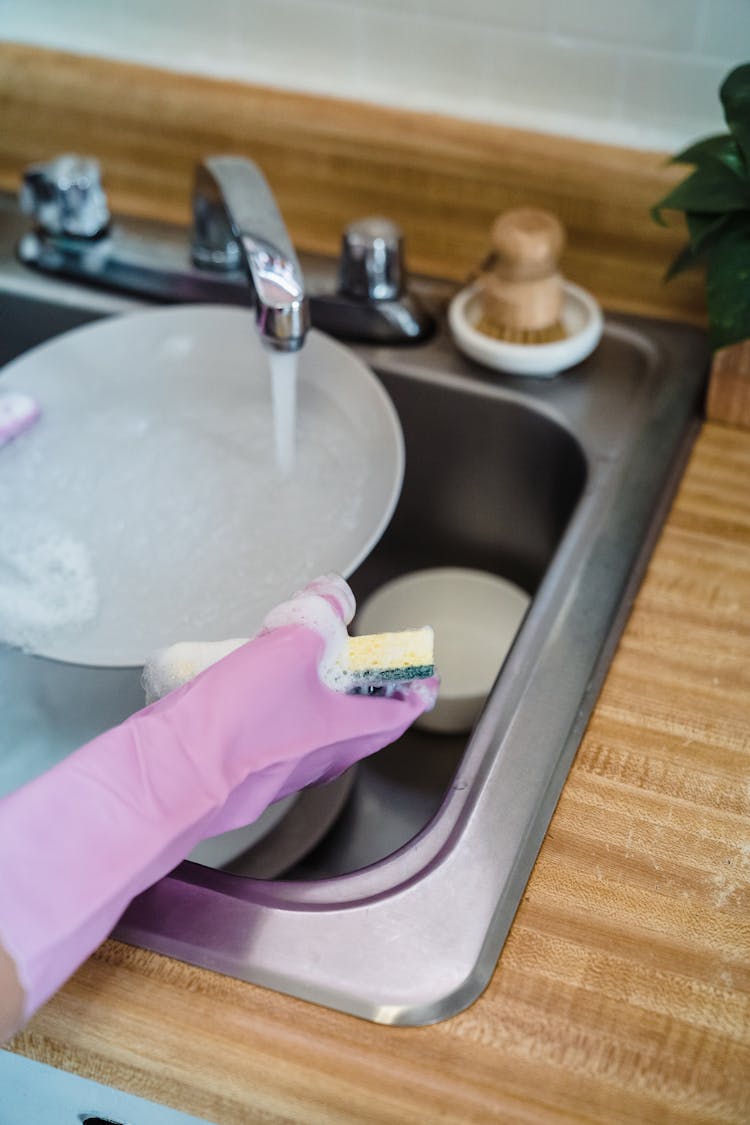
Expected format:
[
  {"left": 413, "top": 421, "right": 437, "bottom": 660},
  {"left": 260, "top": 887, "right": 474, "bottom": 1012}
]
[
  {"left": 117, "top": 310, "right": 705, "bottom": 1025},
  {"left": 0, "top": 197, "right": 709, "bottom": 1025}
]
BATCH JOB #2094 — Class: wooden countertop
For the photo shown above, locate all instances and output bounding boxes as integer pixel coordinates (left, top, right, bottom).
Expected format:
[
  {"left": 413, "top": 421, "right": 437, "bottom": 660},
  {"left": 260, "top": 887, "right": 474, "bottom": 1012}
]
[{"left": 2, "top": 44, "right": 749, "bottom": 1125}]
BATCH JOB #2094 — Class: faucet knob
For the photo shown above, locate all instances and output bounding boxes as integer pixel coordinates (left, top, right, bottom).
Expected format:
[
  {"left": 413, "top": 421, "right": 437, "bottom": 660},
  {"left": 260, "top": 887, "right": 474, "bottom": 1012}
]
[
  {"left": 20, "top": 155, "right": 110, "bottom": 238},
  {"left": 338, "top": 217, "right": 404, "bottom": 302}
]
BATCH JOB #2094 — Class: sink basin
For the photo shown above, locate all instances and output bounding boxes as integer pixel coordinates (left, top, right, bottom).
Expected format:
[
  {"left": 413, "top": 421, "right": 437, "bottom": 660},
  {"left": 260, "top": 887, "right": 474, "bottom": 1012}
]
[{"left": 0, "top": 194, "right": 708, "bottom": 1025}]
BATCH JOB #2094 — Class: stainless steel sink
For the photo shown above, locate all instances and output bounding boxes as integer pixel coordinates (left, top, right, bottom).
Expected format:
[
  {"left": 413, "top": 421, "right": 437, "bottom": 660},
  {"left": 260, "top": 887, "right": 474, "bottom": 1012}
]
[{"left": 0, "top": 194, "right": 708, "bottom": 1025}]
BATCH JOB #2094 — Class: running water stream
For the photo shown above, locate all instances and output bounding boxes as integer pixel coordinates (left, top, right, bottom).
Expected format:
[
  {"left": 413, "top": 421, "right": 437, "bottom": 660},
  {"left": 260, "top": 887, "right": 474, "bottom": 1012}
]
[{"left": 268, "top": 350, "right": 298, "bottom": 479}]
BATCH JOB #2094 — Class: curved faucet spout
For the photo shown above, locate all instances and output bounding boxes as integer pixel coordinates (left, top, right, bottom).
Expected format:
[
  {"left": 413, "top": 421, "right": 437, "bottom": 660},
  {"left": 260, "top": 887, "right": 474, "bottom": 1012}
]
[{"left": 192, "top": 156, "right": 310, "bottom": 352}]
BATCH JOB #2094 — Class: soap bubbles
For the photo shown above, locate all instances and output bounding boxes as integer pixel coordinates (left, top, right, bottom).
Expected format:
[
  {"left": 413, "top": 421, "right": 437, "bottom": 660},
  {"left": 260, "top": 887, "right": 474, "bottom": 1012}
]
[{"left": 0, "top": 517, "right": 98, "bottom": 652}]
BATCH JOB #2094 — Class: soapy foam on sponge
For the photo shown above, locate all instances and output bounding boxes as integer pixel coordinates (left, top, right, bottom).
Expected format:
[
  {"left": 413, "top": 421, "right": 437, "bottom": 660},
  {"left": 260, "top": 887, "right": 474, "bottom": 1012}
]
[
  {"left": 260, "top": 575, "right": 356, "bottom": 673},
  {"left": 142, "top": 576, "right": 435, "bottom": 705},
  {"left": 142, "top": 638, "right": 247, "bottom": 705},
  {"left": 143, "top": 578, "right": 354, "bottom": 704}
]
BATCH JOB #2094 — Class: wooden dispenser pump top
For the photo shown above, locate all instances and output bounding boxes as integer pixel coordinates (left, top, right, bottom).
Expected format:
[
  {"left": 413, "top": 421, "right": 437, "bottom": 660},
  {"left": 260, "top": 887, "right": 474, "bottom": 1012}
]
[{"left": 479, "top": 208, "right": 567, "bottom": 343}]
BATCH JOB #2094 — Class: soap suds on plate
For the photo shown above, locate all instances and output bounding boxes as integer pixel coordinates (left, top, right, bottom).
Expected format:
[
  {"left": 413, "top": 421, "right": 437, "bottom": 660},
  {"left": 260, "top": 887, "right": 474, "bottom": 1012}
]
[
  {"left": 0, "top": 518, "right": 98, "bottom": 652},
  {"left": 0, "top": 305, "right": 401, "bottom": 665}
]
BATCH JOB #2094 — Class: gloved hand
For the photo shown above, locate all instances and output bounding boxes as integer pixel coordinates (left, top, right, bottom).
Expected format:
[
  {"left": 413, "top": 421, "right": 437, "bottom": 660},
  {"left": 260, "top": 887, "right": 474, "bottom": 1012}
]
[{"left": 0, "top": 575, "right": 437, "bottom": 1024}]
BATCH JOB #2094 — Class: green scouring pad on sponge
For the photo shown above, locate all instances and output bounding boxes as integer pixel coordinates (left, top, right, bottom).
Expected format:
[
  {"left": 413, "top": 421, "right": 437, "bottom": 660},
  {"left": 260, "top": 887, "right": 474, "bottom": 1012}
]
[{"left": 333, "top": 626, "right": 435, "bottom": 693}]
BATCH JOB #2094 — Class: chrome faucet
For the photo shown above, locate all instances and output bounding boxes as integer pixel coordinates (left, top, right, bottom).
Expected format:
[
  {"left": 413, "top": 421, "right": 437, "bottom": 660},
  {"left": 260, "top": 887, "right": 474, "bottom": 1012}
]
[
  {"left": 191, "top": 157, "right": 310, "bottom": 353},
  {"left": 17, "top": 154, "right": 434, "bottom": 345}
]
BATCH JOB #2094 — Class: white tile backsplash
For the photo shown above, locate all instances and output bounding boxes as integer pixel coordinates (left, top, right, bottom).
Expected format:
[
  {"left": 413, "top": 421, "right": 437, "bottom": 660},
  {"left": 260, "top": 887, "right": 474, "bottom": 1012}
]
[
  {"left": 234, "top": 0, "right": 364, "bottom": 95},
  {"left": 619, "top": 52, "right": 731, "bottom": 147},
  {"left": 413, "top": 0, "right": 553, "bottom": 33},
  {"left": 697, "top": 0, "right": 750, "bottom": 59},
  {"left": 550, "top": 0, "right": 704, "bottom": 53},
  {"left": 354, "top": 9, "right": 492, "bottom": 112},
  {"left": 2, "top": 0, "right": 747, "bottom": 151},
  {"left": 483, "top": 32, "right": 621, "bottom": 121}
]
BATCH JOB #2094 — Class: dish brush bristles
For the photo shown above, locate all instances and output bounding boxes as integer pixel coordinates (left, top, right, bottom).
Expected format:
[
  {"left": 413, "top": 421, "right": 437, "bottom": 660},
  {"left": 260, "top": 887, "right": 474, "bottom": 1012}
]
[{"left": 475, "top": 316, "right": 566, "bottom": 344}]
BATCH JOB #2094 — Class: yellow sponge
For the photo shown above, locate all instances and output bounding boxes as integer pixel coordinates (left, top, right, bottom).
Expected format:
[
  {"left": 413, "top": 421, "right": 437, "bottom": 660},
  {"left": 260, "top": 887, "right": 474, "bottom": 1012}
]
[{"left": 335, "top": 627, "right": 434, "bottom": 692}]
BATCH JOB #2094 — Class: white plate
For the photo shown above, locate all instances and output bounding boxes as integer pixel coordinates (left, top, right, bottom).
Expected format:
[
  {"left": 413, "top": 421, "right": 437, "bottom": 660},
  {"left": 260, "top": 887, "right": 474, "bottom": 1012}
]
[{"left": 0, "top": 306, "right": 404, "bottom": 666}]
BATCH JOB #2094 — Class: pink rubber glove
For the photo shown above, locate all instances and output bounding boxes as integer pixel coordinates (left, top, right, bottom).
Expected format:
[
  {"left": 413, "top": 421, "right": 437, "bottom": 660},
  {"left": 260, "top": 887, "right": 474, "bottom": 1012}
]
[{"left": 0, "top": 575, "right": 437, "bottom": 1023}]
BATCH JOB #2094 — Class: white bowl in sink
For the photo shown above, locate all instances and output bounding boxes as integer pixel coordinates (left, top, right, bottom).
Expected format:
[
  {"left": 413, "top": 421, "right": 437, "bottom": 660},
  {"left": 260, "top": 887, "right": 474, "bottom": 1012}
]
[
  {"left": 355, "top": 567, "right": 531, "bottom": 734},
  {"left": 187, "top": 794, "right": 298, "bottom": 868}
]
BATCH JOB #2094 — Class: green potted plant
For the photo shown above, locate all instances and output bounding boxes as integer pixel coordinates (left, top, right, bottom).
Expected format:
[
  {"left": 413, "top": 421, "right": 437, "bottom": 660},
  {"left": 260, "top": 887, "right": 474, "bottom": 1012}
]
[{"left": 653, "top": 62, "right": 750, "bottom": 353}]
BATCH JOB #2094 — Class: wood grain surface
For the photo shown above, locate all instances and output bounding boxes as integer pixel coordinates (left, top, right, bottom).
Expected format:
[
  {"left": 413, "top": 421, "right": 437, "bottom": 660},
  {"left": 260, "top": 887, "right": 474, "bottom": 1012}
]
[
  {"left": 708, "top": 341, "right": 750, "bottom": 430},
  {"left": 7, "top": 423, "right": 750, "bottom": 1125},
  {"left": 0, "top": 42, "right": 707, "bottom": 328}
]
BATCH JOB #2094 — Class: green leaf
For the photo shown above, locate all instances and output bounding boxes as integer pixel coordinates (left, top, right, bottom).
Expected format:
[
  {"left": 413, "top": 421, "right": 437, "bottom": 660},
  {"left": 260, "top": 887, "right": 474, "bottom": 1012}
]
[
  {"left": 686, "top": 211, "right": 731, "bottom": 251},
  {"left": 651, "top": 202, "right": 671, "bottom": 227},
  {"left": 672, "top": 133, "right": 747, "bottom": 179},
  {"left": 720, "top": 64, "right": 750, "bottom": 171},
  {"left": 705, "top": 213, "right": 750, "bottom": 350},
  {"left": 653, "top": 62, "right": 750, "bottom": 337},
  {"left": 661, "top": 214, "right": 730, "bottom": 279},
  {"left": 664, "top": 240, "right": 704, "bottom": 281},
  {"left": 653, "top": 162, "right": 750, "bottom": 221}
]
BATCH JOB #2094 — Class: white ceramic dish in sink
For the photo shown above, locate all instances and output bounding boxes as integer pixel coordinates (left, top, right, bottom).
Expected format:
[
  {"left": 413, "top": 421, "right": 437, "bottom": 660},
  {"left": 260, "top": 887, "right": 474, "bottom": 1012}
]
[
  {"left": 356, "top": 567, "right": 531, "bottom": 734},
  {"left": 0, "top": 305, "right": 404, "bottom": 667}
]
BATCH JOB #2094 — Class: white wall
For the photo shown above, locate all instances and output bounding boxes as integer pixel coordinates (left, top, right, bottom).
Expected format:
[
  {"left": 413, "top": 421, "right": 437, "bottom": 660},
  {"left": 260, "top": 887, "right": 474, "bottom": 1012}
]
[{"left": 3, "top": 0, "right": 747, "bottom": 151}]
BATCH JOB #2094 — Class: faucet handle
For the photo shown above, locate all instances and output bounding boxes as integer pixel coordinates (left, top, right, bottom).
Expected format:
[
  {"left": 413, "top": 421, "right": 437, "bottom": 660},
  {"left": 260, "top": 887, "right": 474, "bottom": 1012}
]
[
  {"left": 20, "top": 155, "right": 110, "bottom": 238},
  {"left": 338, "top": 217, "right": 404, "bottom": 302}
]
